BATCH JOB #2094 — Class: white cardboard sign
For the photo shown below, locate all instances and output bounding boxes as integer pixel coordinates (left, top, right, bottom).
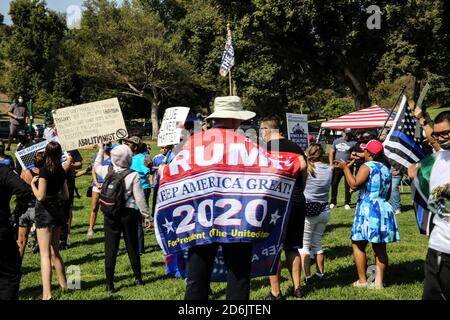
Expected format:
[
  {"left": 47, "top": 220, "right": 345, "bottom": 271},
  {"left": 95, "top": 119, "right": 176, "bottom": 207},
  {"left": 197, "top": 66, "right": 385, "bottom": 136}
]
[
  {"left": 157, "top": 107, "right": 190, "bottom": 147},
  {"left": 52, "top": 98, "right": 128, "bottom": 151}
]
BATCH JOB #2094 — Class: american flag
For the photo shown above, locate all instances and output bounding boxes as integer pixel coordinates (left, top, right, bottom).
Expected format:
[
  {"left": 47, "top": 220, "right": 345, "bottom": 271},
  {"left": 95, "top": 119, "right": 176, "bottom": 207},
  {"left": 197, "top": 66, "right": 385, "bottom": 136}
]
[
  {"left": 383, "top": 95, "right": 433, "bottom": 235},
  {"left": 383, "top": 95, "right": 426, "bottom": 171},
  {"left": 219, "top": 29, "right": 235, "bottom": 77}
]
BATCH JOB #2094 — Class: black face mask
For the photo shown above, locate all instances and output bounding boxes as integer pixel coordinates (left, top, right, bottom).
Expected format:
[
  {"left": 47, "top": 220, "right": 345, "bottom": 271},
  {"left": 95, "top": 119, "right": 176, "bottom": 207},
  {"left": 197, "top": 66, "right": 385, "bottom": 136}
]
[{"left": 440, "top": 139, "right": 450, "bottom": 150}]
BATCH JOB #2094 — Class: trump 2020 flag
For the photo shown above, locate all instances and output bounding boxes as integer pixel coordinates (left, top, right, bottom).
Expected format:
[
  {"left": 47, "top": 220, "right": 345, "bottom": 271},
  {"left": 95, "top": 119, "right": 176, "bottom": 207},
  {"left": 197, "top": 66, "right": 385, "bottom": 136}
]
[
  {"left": 155, "top": 128, "right": 303, "bottom": 281},
  {"left": 219, "top": 29, "right": 235, "bottom": 77}
]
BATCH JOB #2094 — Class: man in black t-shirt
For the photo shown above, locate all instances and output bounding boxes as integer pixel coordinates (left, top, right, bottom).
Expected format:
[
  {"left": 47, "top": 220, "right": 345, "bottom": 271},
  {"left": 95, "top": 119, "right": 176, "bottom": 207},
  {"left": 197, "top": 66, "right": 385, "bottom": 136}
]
[
  {"left": 60, "top": 149, "right": 83, "bottom": 249},
  {"left": 260, "top": 115, "right": 307, "bottom": 300}
]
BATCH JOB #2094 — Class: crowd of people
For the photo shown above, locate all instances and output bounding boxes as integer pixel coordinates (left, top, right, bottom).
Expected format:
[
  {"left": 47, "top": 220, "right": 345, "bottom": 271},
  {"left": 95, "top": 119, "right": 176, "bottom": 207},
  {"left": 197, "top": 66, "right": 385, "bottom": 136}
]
[{"left": 0, "top": 95, "right": 449, "bottom": 301}]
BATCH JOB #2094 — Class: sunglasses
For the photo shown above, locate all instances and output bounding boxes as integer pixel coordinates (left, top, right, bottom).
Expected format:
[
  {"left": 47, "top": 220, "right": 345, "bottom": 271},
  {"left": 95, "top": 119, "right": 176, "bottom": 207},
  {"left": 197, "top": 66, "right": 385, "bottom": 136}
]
[{"left": 431, "top": 130, "right": 450, "bottom": 139}]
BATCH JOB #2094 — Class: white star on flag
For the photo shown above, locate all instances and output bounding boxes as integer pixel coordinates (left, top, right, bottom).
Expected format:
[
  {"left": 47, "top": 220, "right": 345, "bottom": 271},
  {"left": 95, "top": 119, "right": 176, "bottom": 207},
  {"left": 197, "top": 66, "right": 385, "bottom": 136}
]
[
  {"left": 270, "top": 210, "right": 281, "bottom": 225},
  {"left": 162, "top": 218, "right": 174, "bottom": 234}
]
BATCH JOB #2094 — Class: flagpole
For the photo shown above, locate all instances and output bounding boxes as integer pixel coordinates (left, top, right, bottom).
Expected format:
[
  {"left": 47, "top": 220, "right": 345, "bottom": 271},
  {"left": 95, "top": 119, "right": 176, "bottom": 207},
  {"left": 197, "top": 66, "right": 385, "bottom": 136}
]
[
  {"left": 227, "top": 23, "right": 232, "bottom": 96},
  {"left": 377, "top": 85, "right": 406, "bottom": 139}
]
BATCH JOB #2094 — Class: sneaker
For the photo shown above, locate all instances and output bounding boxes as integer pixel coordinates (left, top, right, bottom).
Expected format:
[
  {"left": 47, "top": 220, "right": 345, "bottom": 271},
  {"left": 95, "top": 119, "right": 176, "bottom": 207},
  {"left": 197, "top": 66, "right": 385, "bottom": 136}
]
[
  {"left": 87, "top": 229, "right": 95, "bottom": 236},
  {"left": 329, "top": 203, "right": 335, "bottom": 209},
  {"left": 304, "top": 276, "right": 315, "bottom": 285},
  {"left": 264, "top": 291, "right": 283, "bottom": 300},
  {"left": 351, "top": 280, "right": 368, "bottom": 288},
  {"left": 293, "top": 287, "right": 304, "bottom": 300},
  {"left": 395, "top": 210, "right": 401, "bottom": 215},
  {"left": 344, "top": 204, "right": 351, "bottom": 210},
  {"left": 313, "top": 273, "right": 325, "bottom": 281}
]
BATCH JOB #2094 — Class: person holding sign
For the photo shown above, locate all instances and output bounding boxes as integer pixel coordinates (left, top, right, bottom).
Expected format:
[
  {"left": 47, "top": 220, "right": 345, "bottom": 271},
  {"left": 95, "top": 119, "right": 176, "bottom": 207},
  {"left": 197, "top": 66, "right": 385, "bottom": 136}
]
[
  {"left": 94, "top": 143, "right": 149, "bottom": 293},
  {"left": 31, "top": 141, "right": 70, "bottom": 300}
]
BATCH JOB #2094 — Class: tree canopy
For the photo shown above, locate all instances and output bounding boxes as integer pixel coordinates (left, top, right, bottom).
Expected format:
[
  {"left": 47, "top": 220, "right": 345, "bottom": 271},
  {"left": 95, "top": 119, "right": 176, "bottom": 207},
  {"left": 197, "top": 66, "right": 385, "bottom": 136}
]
[{"left": 0, "top": 0, "right": 448, "bottom": 130}]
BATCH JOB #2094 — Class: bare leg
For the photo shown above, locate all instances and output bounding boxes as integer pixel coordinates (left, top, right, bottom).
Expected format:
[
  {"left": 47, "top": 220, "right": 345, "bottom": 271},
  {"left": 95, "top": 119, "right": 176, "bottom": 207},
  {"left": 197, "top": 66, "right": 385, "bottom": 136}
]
[
  {"left": 300, "top": 254, "right": 311, "bottom": 277},
  {"left": 89, "top": 192, "right": 100, "bottom": 231},
  {"left": 17, "top": 226, "right": 30, "bottom": 258},
  {"left": 372, "top": 243, "right": 388, "bottom": 287},
  {"left": 50, "top": 227, "right": 67, "bottom": 289},
  {"left": 316, "top": 254, "right": 325, "bottom": 274},
  {"left": 37, "top": 227, "right": 53, "bottom": 300},
  {"left": 268, "top": 260, "right": 282, "bottom": 296},
  {"left": 286, "top": 250, "right": 302, "bottom": 289},
  {"left": 352, "top": 240, "right": 368, "bottom": 284}
]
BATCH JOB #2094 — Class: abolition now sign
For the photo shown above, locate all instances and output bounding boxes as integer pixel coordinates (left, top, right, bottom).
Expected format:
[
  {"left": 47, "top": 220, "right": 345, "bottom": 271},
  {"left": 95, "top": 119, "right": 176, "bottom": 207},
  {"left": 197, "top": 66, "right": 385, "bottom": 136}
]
[
  {"left": 52, "top": 98, "right": 128, "bottom": 151},
  {"left": 286, "top": 113, "right": 309, "bottom": 150},
  {"left": 157, "top": 107, "right": 190, "bottom": 147}
]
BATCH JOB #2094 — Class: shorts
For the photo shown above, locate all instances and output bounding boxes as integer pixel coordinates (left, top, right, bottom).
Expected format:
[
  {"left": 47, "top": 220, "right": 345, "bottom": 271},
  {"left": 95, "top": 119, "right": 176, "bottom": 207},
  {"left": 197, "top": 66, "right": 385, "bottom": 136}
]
[
  {"left": 35, "top": 199, "right": 65, "bottom": 229},
  {"left": 18, "top": 207, "right": 36, "bottom": 228},
  {"left": 283, "top": 194, "right": 306, "bottom": 250}
]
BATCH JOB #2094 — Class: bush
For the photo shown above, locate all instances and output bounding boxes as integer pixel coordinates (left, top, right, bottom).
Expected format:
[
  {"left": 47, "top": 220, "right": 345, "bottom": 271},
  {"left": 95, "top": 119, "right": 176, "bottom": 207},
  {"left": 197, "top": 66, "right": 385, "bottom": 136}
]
[{"left": 321, "top": 97, "right": 354, "bottom": 120}]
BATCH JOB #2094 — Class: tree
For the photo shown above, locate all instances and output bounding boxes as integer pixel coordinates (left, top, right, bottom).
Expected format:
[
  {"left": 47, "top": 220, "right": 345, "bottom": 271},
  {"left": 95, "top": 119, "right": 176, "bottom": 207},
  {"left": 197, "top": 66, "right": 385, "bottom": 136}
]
[
  {"left": 377, "top": 0, "right": 450, "bottom": 107},
  {"left": 3, "top": 0, "right": 67, "bottom": 101},
  {"left": 76, "top": 0, "right": 196, "bottom": 138}
]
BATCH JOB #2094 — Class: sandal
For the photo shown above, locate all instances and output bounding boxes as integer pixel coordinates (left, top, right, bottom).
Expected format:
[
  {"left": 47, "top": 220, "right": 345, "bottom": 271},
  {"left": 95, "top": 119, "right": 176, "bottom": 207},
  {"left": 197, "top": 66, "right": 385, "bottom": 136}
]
[{"left": 352, "top": 280, "right": 368, "bottom": 288}]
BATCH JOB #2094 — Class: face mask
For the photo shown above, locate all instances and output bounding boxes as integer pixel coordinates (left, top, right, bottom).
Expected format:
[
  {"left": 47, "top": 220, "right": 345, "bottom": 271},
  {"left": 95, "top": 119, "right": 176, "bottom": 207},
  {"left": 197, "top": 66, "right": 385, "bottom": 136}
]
[
  {"left": 0, "top": 145, "right": 5, "bottom": 157},
  {"left": 440, "top": 139, "right": 450, "bottom": 150},
  {"left": 18, "top": 98, "right": 23, "bottom": 104}
]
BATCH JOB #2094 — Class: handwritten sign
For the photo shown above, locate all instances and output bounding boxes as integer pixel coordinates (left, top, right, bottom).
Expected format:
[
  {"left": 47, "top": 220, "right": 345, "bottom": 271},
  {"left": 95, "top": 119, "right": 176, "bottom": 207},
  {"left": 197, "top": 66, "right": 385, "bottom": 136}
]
[
  {"left": 286, "top": 113, "right": 309, "bottom": 150},
  {"left": 52, "top": 98, "right": 128, "bottom": 151},
  {"left": 157, "top": 107, "right": 190, "bottom": 147}
]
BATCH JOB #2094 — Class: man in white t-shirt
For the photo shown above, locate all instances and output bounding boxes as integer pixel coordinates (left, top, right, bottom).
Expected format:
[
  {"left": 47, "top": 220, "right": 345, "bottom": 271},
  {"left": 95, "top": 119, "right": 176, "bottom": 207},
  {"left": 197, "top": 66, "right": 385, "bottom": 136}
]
[{"left": 412, "top": 111, "right": 450, "bottom": 300}]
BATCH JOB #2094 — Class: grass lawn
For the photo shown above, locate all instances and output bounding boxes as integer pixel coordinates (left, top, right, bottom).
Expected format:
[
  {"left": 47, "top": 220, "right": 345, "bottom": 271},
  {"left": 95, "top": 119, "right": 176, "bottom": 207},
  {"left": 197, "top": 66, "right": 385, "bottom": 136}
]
[{"left": 15, "top": 141, "right": 429, "bottom": 300}]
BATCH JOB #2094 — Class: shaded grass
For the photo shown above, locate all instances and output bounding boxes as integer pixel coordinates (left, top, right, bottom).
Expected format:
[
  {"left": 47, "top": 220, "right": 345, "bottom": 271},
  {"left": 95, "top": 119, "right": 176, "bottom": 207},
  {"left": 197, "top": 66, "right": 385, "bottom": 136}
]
[{"left": 16, "top": 142, "right": 429, "bottom": 300}]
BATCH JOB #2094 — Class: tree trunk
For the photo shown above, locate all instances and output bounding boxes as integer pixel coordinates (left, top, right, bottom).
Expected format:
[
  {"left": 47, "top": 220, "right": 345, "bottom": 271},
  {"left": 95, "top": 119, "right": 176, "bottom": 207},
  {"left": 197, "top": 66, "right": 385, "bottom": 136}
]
[
  {"left": 150, "top": 100, "right": 159, "bottom": 140},
  {"left": 344, "top": 66, "right": 371, "bottom": 110}
]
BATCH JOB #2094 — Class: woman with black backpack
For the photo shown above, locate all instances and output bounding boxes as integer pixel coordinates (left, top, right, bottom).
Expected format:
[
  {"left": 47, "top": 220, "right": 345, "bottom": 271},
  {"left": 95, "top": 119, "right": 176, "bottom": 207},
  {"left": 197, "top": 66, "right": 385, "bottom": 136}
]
[{"left": 94, "top": 143, "right": 150, "bottom": 293}]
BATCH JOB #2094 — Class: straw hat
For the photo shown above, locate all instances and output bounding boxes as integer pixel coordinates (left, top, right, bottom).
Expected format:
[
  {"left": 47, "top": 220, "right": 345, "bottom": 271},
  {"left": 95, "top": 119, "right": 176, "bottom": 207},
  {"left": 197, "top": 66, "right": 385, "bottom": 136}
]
[{"left": 206, "top": 96, "right": 256, "bottom": 121}]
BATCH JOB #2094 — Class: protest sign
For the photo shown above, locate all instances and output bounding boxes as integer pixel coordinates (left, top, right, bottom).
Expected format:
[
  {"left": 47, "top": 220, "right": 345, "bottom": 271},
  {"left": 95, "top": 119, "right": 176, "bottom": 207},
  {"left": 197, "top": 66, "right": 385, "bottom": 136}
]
[
  {"left": 155, "top": 128, "right": 303, "bottom": 281},
  {"left": 157, "top": 107, "right": 190, "bottom": 147},
  {"left": 52, "top": 98, "right": 128, "bottom": 151},
  {"left": 15, "top": 137, "right": 67, "bottom": 170},
  {"left": 286, "top": 113, "right": 309, "bottom": 150}
]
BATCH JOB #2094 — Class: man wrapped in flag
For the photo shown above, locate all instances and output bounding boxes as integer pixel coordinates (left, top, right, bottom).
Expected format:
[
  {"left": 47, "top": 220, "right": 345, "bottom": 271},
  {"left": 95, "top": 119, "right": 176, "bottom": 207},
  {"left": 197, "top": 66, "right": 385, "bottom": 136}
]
[{"left": 155, "top": 96, "right": 305, "bottom": 300}]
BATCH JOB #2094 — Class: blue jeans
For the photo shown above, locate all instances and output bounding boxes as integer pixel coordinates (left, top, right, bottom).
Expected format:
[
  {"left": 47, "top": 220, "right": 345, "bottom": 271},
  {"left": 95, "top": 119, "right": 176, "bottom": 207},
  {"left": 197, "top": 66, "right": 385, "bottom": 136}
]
[{"left": 391, "top": 175, "right": 402, "bottom": 212}]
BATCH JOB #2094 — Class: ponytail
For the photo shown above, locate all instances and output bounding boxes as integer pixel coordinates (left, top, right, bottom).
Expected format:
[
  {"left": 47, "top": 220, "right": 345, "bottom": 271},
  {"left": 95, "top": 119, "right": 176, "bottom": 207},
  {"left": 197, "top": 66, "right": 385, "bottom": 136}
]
[{"left": 305, "top": 143, "right": 324, "bottom": 178}]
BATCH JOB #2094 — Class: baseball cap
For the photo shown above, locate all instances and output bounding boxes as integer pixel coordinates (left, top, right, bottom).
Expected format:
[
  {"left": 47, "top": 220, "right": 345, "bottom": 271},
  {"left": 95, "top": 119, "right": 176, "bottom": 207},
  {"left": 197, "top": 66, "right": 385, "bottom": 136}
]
[
  {"left": 344, "top": 128, "right": 352, "bottom": 133},
  {"left": 122, "top": 136, "right": 142, "bottom": 146},
  {"left": 360, "top": 139, "right": 384, "bottom": 155}
]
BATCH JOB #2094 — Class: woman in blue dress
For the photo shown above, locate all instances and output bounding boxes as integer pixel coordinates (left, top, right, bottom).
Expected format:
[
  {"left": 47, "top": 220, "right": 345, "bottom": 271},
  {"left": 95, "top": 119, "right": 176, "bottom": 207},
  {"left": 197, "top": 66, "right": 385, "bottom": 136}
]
[{"left": 337, "top": 139, "right": 399, "bottom": 289}]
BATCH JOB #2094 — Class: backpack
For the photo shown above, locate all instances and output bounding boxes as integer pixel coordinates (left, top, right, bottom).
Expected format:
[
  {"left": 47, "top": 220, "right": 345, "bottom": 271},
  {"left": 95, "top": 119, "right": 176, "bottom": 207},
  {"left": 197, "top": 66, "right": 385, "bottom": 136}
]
[{"left": 99, "top": 166, "right": 133, "bottom": 217}]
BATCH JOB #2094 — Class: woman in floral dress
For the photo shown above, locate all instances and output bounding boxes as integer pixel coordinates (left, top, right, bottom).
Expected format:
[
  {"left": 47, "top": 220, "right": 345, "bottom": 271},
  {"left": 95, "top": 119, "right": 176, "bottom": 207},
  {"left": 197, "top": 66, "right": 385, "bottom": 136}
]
[{"left": 337, "top": 140, "right": 400, "bottom": 289}]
